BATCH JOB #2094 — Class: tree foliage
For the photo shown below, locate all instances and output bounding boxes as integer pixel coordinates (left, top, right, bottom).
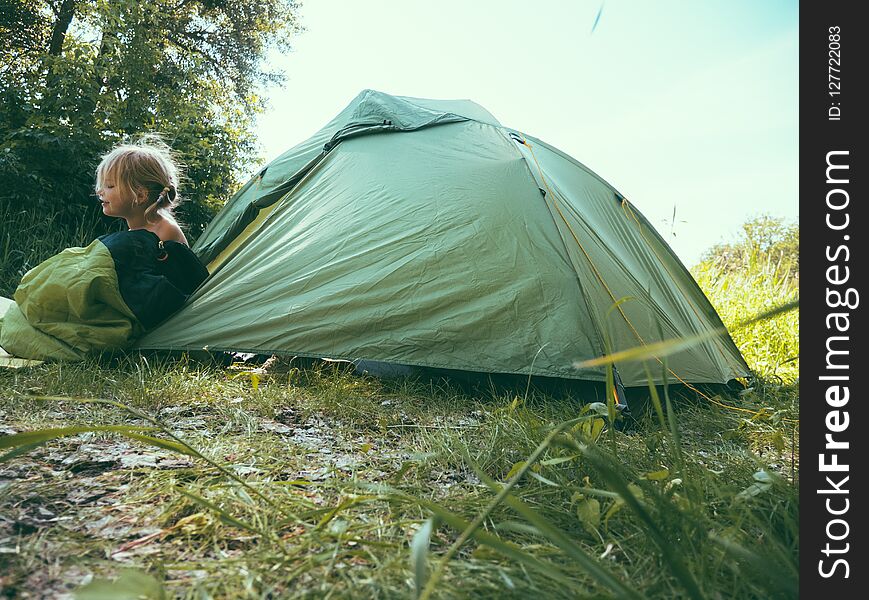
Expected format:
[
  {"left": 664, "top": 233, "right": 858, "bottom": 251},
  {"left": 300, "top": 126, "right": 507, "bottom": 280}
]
[{"left": 0, "top": 0, "right": 301, "bottom": 238}]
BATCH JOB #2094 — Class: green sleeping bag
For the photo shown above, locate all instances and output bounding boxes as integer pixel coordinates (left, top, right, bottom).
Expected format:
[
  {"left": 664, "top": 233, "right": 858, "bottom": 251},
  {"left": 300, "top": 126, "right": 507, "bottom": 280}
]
[{"left": 0, "top": 230, "right": 207, "bottom": 361}]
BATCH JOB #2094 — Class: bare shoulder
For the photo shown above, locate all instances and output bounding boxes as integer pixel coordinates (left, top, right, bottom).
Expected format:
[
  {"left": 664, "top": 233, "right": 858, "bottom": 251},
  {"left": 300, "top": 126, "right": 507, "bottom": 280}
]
[{"left": 150, "top": 215, "right": 189, "bottom": 246}]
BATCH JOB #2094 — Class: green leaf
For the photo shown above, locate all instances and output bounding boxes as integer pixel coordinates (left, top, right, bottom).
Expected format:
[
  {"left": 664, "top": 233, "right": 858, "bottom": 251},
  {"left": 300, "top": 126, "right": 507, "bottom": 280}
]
[
  {"left": 603, "top": 498, "right": 624, "bottom": 527},
  {"left": 527, "top": 470, "right": 560, "bottom": 487},
  {"left": 643, "top": 469, "right": 670, "bottom": 481},
  {"left": 493, "top": 520, "right": 543, "bottom": 537},
  {"left": 504, "top": 461, "right": 526, "bottom": 481},
  {"left": 576, "top": 417, "right": 605, "bottom": 442},
  {"left": 576, "top": 498, "right": 601, "bottom": 530},
  {"left": 75, "top": 569, "right": 165, "bottom": 600},
  {"left": 604, "top": 483, "right": 645, "bottom": 527},
  {"left": 538, "top": 454, "right": 579, "bottom": 466},
  {"left": 770, "top": 431, "right": 786, "bottom": 453}
]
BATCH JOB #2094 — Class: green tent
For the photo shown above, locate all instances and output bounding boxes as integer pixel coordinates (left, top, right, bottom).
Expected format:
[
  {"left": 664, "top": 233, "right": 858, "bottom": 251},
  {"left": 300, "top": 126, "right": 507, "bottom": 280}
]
[{"left": 138, "top": 90, "right": 750, "bottom": 387}]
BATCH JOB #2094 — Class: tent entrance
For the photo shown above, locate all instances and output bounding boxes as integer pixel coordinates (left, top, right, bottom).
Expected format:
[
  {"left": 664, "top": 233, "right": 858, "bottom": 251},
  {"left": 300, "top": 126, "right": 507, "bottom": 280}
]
[{"left": 207, "top": 203, "right": 278, "bottom": 272}]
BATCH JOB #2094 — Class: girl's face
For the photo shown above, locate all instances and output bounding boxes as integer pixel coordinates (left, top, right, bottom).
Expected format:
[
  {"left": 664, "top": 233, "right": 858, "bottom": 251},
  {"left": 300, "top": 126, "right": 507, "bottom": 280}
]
[{"left": 97, "top": 174, "right": 142, "bottom": 219}]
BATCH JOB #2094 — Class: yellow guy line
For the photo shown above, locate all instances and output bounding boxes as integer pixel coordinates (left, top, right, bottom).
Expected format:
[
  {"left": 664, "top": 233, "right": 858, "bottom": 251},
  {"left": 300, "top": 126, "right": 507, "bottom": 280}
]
[{"left": 522, "top": 141, "right": 644, "bottom": 342}]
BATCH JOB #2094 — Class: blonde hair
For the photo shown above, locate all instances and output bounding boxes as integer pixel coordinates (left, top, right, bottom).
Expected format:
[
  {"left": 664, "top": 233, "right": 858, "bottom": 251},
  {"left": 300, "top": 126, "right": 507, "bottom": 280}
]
[{"left": 95, "top": 136, "right": 182, "bottom": 221}]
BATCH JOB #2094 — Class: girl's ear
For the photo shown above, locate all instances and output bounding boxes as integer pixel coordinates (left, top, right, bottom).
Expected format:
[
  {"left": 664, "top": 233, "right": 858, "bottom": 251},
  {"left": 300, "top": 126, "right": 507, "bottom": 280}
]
[{"left": 135, "top": 187, "right": 149, "bottom": 205}]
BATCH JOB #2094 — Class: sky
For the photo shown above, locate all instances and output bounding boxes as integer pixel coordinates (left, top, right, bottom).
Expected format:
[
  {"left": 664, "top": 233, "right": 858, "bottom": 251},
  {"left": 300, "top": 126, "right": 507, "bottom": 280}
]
[{"left": 254, "top": 0, "right": 798, "bottom": 266}]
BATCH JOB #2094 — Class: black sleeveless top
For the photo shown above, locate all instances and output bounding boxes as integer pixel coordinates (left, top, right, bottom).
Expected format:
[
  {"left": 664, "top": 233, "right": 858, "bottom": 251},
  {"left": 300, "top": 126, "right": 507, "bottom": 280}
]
[{"left": 98, "top": 230, "right": 209, "bottom": 330}]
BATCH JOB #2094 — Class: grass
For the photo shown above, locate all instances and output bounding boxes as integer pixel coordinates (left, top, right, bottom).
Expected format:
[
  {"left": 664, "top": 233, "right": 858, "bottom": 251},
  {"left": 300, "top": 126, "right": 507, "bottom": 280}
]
[
  {"left": 1, "top": 351, "right": 798, "bottom": 598},
  {"left": 692, "top": 235, "right": 799, "bottom": 386},
  {"left": 0, "top": 216, "right": 799, "bottom": 598},
  {"left": 0, "top": 204, "right": 117, "bottom": 299}
]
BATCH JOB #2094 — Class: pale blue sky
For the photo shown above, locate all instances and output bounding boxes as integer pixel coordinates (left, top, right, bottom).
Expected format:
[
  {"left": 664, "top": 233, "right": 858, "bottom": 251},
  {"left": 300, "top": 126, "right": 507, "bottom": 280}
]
[{"left": 255, "top": 0, "right": 798, "bottom": 266}]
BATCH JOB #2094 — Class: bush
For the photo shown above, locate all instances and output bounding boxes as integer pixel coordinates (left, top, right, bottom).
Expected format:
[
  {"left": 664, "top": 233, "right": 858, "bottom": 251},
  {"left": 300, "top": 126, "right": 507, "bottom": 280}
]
[{"left": 692, "top": 216, "right": 799, "bottom": 382}]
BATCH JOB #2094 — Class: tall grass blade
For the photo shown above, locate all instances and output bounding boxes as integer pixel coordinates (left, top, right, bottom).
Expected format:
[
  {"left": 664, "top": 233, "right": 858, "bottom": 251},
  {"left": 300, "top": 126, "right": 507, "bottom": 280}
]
[
  {"left": 176, "top": 488, "right": 261, "bottom": 534},
  {"left": 660, "top": 361, "right": 685, "bottom": 474},
  {"left": 733, "top": 298, "right": 799, "bottom": 329},
  {"left": 708, "top": 532, "right": 798, "bottom": 597},
  {"left": 0, "top": 426, "right": 157, "bottom": 460},
  {"left": 28, "top": 395, "right": 307, "bottom": 526},
  {"left": 417, "top": 416, "right": 586, "bottom": 600},
  {"left": 315, "top": 496, "right": 371, "bottom": 530},
  {"left": 472, "top": 464, "right": 642, "bottom": 600},
  {"left": 119, "top": 432, "right": 201, "bottom": 458},
  {"left": 0, "top": 441, "right": 48, "bottom": 463},
  {"left": 411, "top": 517, "right": 435, "bottom": 596},
  {"left": 581, "top": 445, "right": 703, "bottom": 600},
  {"left": 575, "top": 299, "right": 799, "bottom": 368},
  {"left": 417, "top": 500, "right": 584, "bottom": 592},
  {"left": 642, "top": 363, "right": 666, "bottom": 430}
]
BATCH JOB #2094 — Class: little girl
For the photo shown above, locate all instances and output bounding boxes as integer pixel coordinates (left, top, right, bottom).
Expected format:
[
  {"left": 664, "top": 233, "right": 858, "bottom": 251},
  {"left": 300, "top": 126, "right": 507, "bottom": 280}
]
[
  {"left": 95, "top": 139, "right": 188, "bottom": 245},
  {"left": 0, "top": 138, "right": 207, "bottom": 362}
]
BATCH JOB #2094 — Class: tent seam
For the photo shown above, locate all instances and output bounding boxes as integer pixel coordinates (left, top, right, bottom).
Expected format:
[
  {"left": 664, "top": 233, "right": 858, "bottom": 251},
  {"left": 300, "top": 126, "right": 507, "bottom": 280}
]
[{"left": 504, "top": 132, "right": 610, "bottom": 360}]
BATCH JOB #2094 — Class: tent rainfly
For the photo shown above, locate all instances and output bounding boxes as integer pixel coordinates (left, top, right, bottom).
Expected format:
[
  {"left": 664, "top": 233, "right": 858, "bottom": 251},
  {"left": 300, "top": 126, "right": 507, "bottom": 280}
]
[{"left": 138, "top": 90, "right": 750, "bottom": 388}]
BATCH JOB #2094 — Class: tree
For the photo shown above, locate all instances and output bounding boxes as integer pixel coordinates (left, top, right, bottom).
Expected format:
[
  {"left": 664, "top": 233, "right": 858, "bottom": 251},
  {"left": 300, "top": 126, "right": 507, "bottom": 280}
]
[{"left": 0, "top": 0, "right": 302, "bottom": 238}]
